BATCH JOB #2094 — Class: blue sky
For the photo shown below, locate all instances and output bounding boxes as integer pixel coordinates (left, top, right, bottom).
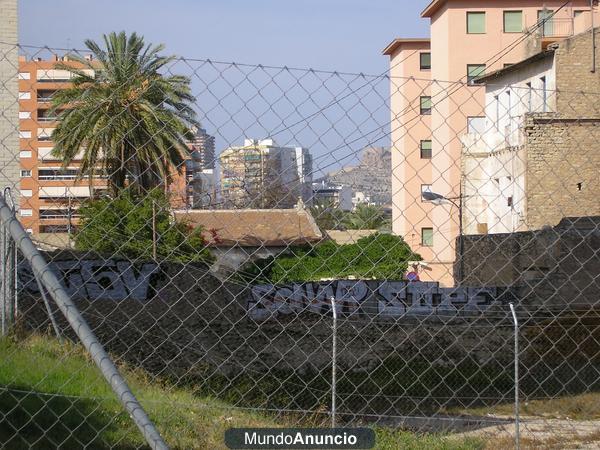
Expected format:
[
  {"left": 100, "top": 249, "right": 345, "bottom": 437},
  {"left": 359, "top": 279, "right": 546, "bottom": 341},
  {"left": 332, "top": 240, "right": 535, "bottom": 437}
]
[
  {"left": 20, "top": 0, "right": 430, "bottom": 73},
  {"left": 18, "top": 1, "right": 433, "bottom": 173}
]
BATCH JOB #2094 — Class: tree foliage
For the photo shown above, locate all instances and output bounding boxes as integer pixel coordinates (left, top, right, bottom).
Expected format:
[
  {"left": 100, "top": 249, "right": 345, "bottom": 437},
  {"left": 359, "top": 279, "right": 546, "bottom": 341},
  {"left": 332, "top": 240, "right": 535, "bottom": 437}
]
[
  {"left": 239, "top": 233, "right": 421, "bottom": 284},
  {"left": 74, "top": 190, "right": 212, "bottom": 264},
  {"left": 343, "top": 203, "right": 390, "bottom": 230},
  {"left": 50, "top": 31, "right": 198, "bottom": 196}
]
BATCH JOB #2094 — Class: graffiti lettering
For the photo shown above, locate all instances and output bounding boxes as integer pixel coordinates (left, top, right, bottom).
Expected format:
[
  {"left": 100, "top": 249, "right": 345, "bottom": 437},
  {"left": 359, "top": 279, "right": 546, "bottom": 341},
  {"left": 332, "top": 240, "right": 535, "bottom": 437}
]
[
  {"left": 18, "top": 259, "right": 160, "bottom": 301},
  {"left": 247, "top": 280, "right": 516, "bottom": 321}
]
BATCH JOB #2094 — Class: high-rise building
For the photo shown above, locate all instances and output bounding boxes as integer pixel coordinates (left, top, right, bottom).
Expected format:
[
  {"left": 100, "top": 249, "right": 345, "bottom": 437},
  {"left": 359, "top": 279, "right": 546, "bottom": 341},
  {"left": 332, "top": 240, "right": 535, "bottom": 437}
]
[
  {"left": 17, "top": 55, "right": 198, "bottom": 234},
  {"left": 383, "top": 0, "right": 599, "bottom": 285},
  {"left": 219, "top": 139, "right": 312, "bottom": 209},
  {"left": 170, "top": 127, "right": 217, "bottom": 209}
]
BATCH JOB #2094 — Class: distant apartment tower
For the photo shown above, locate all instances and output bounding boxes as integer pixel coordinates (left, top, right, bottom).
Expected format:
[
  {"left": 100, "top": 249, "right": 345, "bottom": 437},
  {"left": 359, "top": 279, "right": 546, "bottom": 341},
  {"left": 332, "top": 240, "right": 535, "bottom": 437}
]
[
  {"left": 219, "top": 139, "right": 311, "bottom": 209},
  {"left": 184, "top": 127, "right": 217, "bottom": 209},
  {"left": 383, "top": 0, "right": 599, "bottom": 285}
]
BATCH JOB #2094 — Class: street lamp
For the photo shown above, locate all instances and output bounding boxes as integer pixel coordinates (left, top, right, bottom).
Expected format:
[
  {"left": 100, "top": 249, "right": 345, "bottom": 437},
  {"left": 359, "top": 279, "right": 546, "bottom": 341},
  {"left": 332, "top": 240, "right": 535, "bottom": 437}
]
[{"left": 421, "top": 190, "right": 464, "bottom": 284}]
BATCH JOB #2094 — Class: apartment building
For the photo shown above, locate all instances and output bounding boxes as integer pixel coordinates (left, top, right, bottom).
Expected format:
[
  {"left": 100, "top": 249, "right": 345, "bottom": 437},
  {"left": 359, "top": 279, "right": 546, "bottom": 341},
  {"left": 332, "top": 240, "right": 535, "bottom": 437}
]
[
  {"left": 462, "top": 27, "right": 600, "bottom": 234},
  {"left": 383, "top": 0, "right": 599, "bottom": 285},
  {"left": 18, "top": 56, "right": 212, "bottom": 235},
  {"left": 220, "top": 139, "right": 312, "bottom": 209},
  {"left": 18, "top": 55, "right": 101, "bottom": 235}
]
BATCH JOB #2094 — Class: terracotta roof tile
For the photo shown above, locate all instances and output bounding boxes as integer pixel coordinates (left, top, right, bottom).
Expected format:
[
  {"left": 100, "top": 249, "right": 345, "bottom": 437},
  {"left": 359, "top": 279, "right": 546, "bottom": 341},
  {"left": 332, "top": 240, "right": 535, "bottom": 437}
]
[{"left": 174, "top": 208, "right": 324, "bottom": 247}]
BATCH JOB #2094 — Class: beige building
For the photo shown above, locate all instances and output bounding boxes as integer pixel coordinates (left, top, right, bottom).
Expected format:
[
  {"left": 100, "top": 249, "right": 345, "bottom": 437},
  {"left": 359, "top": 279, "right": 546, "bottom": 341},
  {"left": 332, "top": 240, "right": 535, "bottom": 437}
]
[
  {"left": 462, "top": 28, "right": 600, "bottom": 235},
  {"left": 383, "top": 0, "right": 599, "bottom": 285},
  {"left": 220, "top": 139, "right": 312, "bottom": 209}
]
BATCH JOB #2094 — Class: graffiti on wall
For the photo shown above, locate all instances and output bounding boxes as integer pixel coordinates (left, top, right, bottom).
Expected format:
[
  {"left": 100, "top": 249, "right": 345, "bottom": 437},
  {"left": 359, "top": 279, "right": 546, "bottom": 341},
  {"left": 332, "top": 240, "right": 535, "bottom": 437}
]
[
  {"left": 247, "top": 280, "right": 517, "bottom": 321},
  {"left": 18, "top": 259, "right": 160, "bottom": 301}
]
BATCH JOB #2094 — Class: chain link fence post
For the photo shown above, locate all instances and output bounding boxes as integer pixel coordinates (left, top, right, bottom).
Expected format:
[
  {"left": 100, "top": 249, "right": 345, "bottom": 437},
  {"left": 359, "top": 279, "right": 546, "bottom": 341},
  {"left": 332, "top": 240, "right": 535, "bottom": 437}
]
[
  {"left": 330, "top": 295, "right": 338, "bottom": 428},
  {"left": 509, "top": 302, "right": 520, "bottom": 450}
]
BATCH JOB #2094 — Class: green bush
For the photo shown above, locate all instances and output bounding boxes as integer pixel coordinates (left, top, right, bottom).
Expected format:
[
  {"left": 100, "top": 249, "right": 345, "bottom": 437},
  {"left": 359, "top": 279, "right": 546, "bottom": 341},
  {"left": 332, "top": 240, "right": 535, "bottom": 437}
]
[
  {"left": 240, "top": 233, "right": 421, "bottom": 283},
  {"left": 75, "top": 190, "right": 212, "bottom": 264}
]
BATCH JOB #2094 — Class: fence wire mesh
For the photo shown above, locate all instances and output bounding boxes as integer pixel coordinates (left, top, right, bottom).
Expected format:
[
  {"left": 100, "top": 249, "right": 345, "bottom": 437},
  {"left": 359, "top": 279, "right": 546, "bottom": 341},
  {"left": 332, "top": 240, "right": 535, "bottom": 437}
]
[{"left": 0, "top": 29, "right": 600, "bottom": 449}]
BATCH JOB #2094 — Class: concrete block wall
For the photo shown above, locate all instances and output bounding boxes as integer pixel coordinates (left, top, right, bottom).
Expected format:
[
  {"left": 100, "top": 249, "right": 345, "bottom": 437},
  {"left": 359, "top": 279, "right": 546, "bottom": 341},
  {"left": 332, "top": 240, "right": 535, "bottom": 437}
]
[{"left": 524, "top": 117, "right": 600, "bottom": 230}]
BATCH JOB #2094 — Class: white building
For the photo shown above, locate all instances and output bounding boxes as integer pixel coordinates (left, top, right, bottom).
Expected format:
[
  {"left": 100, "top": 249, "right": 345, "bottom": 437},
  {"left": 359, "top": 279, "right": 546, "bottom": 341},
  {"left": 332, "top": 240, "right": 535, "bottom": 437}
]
[{"left": 461, "top": 29, "right": 600, "bottom": 234}]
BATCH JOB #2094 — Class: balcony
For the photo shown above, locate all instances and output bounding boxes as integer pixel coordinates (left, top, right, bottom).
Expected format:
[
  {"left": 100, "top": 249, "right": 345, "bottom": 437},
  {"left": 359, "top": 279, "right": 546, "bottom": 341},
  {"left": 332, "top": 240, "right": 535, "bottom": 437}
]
[{"left": 533, "top": 18, "right": 574, "bottom": 46}]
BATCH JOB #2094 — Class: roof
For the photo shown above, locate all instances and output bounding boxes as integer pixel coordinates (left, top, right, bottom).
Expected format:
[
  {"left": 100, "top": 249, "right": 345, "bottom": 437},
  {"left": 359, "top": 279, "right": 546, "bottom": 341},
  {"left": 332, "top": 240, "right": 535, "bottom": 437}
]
[
  {"left": 421, "top": 0, "right": 445, "bottom": 18},
  {"left": 382, "top": 38, "right": 430, "bottom": 56},
  {"left": 325, "top": 229, "right": 378, "bottom": 245},
  {"left": 174, "top": 208, "right": 323, "bottom": 247},
  {"left": 473, "top": 49, "right": 555, "bottom": 84}
]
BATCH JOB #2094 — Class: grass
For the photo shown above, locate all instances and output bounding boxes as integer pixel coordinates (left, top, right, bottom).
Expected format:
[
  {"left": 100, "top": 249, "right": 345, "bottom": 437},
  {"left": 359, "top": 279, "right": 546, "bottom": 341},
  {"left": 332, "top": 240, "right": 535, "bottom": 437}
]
[
  {"left": 451, "top": 391, "right": 600, "bottom": 421},
  {"left": 0, "top": 334, "right": 484, "bottom": 449}
]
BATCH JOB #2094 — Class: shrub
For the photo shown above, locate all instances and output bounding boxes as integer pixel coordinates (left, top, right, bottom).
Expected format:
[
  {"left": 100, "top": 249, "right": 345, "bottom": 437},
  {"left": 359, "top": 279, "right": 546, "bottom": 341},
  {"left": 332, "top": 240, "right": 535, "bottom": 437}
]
[{"left": 75, "top": 190, "right": 212, "bottom": 264}]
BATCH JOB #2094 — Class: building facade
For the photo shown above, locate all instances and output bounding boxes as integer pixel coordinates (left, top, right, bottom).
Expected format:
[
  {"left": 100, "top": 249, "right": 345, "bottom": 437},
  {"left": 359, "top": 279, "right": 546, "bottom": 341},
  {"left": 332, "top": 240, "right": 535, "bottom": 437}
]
[
  {"left": 219, "top": 139, "right": 312, "bottom": 209},
  {"left": 383, "top": 0, "right": 599, "bottom": 285},
  {"left": 462, "top": 28, "right": 600, "bottom": 234}
]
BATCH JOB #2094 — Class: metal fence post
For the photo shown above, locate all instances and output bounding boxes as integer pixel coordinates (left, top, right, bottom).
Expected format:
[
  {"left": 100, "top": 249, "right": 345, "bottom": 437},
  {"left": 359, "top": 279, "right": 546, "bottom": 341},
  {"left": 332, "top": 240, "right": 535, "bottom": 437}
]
[
  {"left": 0, "top": 196, "right": 169, "bottom": 450},
  {"left": 509, "top": 302, "right": 520, "bottom": 450},
  {"left": 330, "top": 295, "right": 337, "bottom": 428}
]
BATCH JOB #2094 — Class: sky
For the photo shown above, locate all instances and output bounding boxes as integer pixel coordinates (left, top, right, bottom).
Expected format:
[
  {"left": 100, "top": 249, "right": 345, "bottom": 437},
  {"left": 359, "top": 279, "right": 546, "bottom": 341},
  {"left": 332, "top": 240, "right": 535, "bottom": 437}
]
[
  {"left": 18, "top": 1, "right": 433, "bottom": 175},
  {"left": 19, "top": 0, "right": 430, "bottom": 74}
]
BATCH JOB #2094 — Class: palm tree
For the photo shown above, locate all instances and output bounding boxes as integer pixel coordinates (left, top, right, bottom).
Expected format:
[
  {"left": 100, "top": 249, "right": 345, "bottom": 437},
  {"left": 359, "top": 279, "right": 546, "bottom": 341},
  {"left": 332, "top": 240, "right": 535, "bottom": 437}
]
[
  {"left": 343, "top": 203, "right": 389, "bottom": 230},
  {"left": 50, "top": 31, "right": 198, "bottom": 196}
]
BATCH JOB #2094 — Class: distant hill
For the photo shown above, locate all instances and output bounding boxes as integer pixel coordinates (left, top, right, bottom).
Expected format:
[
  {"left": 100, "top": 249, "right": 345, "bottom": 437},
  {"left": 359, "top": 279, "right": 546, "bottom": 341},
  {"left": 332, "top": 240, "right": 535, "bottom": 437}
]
[{"left": 317, "top": 146, "right": 391, "bottom": 205}]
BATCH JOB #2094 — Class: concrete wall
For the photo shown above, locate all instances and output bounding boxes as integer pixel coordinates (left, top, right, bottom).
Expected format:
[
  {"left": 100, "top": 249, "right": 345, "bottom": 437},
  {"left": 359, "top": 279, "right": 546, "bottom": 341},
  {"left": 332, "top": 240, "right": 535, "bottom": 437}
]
[
  {"left": 0, "top": 0, "right": 20, "bottom": 202},
  {"left": 458, "top": 217, "right": 600, "bottom": 308}
]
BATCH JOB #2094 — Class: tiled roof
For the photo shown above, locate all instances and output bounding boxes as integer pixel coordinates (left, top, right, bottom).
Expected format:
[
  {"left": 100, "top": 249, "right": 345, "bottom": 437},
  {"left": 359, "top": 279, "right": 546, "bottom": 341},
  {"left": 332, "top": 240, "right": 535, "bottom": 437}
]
[{"left": 174, "top": 208, "right": 324, "bottom": 247}]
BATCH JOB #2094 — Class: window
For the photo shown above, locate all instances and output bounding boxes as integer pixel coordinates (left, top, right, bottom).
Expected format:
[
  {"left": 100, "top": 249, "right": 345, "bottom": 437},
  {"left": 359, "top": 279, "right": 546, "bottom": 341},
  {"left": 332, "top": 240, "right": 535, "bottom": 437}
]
[
  {"left": 467, "top": 64, "right": 486, "bottom": 84},
  {"left": 419, "top": 52, "right": 431, "bottom": 70},
  {"left": 421, "top": 184, "right": 432, "bottom": 201},
  {"left": 19, "top": 151, "right": 31, "bottom": 158},
  {"left": 38, "top": 168, "right": 80, "bottom": 180},
  {"left": 18, "top": 92, "right": 31, "bottom": 100},
  {"left": 19, "top": 209, "right": 32, "bottom": 217},
  {"left": 420, "top": 96, "right": 432, "bottom": 115},
  {"left": 494, "top": 95, "right": 500, "bottom": 130},
  {"left": 467, "top": 116, "right": 486, "bottom": 134},
  {"left": 504, "top": 11, "right": 523, "bottom": 33},
  {"left": 19, "top": 130, "right": 31, "bottom": 139},
  {"left": 507, "top": 196, "right": 513, "bottom": 207},
  {"left": 574, "top": 10, "right": 585, "bottom": 18},
  {"left": 503, "top": 63, "right": 514, "bottom": 68},
  {"left": 421, "top": 228, "right": 433, "bottom": 246},
  {"left": 19, "top": 111, "right": 31, "bottom": 119},
  {"left": 538, "top": 10, "right": 554, "bottom": 36},
  {"left": 21, "top": 189, "right": 32, "bottom": 197},
  {"left": 18, "top": 72, "right": 31, "bottom": 80},
  {"left": 420, "top": 140, "right": 432, "bottom": 159},
  {"left": 526, "top": 82, "right": 532, "bottom": 112},
  {"left": 540, "top": 76, "right": 547, "bottom": 112},
  {"left": 467, "top": 12, "right": 486, "bottom": 34},
  {"left": 40, "top": 225, "right": 71, "bottom": 233},
  {"left": 20, "top": 170, "right": 31, "bottom": 177}
]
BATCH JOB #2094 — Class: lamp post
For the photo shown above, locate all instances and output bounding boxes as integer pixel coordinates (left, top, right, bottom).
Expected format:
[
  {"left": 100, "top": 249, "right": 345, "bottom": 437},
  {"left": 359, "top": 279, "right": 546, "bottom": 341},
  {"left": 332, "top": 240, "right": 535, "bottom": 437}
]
[{"left": 422, "top": 190, "right": 464, "bottom": 284}]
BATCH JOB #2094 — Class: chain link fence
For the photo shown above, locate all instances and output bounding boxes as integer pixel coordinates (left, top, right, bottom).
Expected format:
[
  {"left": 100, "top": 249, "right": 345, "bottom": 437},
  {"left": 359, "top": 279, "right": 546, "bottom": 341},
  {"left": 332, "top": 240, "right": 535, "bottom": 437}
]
[{"left": 0, "top": 30, "right": 600, "bottom": 449}]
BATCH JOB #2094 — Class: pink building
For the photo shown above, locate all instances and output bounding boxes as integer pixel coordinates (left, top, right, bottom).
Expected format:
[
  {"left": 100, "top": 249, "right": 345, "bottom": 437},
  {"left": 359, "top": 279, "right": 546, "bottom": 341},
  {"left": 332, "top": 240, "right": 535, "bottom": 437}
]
[{"left": 383, "top": 0, "right": 599, "bottom": 286}]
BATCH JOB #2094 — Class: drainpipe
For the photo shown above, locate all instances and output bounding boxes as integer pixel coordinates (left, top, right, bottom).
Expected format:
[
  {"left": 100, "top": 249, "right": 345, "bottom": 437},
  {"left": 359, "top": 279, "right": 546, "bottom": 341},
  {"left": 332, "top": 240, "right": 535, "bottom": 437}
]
[{"left": 592, "top": 0, "right": 596, "bottom": 73}]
